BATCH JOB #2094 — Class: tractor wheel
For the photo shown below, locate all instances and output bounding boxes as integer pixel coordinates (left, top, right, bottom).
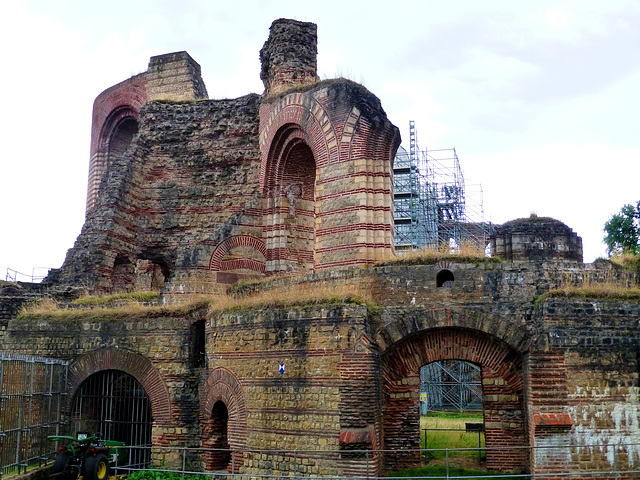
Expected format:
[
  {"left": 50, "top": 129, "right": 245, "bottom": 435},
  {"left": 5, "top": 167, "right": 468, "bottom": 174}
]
[
  {"left": 83, "top": 454, "right": 110, "bottom": 480},
  {"left": 52, "top": 452, "right": 77, "bottom": 480}
]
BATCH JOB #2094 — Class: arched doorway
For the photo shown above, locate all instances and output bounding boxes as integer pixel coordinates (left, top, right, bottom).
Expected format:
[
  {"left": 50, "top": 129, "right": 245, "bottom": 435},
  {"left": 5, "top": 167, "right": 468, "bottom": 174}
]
[
  {"left": 203, "top": 400, "right": 231, "bottom": 471},
  {"left": 263, "top": 124, "right": 317, "bottom": 273},
  {"left": 420, "top": 360, "right": 485, "bottom": 468},
  {"left": 70, "top": 370, "right": 152, "bottom": 468},
  {"left": 381, "top": 327, "right": 527, "bottom": 474}
]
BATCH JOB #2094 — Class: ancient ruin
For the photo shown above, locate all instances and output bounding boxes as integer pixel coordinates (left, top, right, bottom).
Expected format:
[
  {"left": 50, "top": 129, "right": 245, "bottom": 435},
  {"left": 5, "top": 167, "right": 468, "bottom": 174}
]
[{"left": 2, "top": 18, "right": 640, "bottom": 479}]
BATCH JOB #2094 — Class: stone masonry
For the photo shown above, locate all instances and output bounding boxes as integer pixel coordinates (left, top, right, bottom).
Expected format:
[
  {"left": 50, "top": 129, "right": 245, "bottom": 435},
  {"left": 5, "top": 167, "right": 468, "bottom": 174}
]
[
  {"left": 3, "top": 18, "right": 640, "bottom": 479},
  {"left": 51, "top": 18, "right": 399, "bottom": 294}
]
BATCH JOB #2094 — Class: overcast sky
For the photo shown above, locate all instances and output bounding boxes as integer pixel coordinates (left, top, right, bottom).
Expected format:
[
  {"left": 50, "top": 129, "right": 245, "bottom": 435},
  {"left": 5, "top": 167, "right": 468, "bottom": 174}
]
[{"left": 1, "top": 0, "right": 639, "bottom": 281}]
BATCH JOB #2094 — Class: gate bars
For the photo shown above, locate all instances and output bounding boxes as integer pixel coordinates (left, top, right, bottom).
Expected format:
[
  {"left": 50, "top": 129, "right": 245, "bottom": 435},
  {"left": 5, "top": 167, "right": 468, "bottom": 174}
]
[{"left": 0, "top": 353, "right": 68, "bottom": 478}]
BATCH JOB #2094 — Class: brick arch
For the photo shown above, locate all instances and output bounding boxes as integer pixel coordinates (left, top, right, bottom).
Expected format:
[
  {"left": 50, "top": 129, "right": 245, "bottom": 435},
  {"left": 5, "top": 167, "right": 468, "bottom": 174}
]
[
  {"left": 261, "top": 103, "right": 321, "bottom": 273},
  {"left": 98, "top": 105, "right": 140, "bottom": 152},
  {"left": 201, "top": 367, "right": 248, "bottom": 470},
  {"left": 381, "top": 326, "right": 528, "bottom": 473},
  {"left": 382, "top": 327, "right": 523, "bottom": 393},
  {"left": 259, "top": 92, "right": 335, "bottom": 191},
  {"left": 209, "top": 235, "right": 267, "bottom": 274},
  {"left": 87, "top": 78, "right": 148, "bottom": 214},
  {"left": 375, "top": 307, "right": 533, "bottom": 354},
  {"left": 67, "top": 348, "right": 172, "bottom": 426}
]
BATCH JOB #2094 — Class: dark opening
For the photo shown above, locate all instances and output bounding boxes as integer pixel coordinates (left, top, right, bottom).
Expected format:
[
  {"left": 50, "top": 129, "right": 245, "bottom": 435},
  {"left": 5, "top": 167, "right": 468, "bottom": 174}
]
[
  {"left": 109, "top": 118, "right": 138, "bottom": 157},
  {"left": 204, "top": 401, "right": 231, "bottom": 471},
  {"left": 112, "top": 255, "right": 135, "bottom": 292},
  {"left": 436, "top": 269, "right": 455, "bottom": 287},
  {"left": 71, "top": 370, "right": 152, "bottom": 469},
  {"left": 190, "top": 320, "right": 206, "bottom": 368}
]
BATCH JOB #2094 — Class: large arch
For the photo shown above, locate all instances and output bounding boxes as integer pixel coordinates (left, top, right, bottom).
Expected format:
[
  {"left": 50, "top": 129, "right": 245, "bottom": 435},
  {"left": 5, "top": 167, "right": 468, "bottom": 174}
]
[
  {"left": 201, "top": 367, "right": 248, "bottom": 472},
  {"left": 378, "top": 310, "right": 532, "bottom": 474},
  {"left": 262, "top": 122, "right": 318, "bottom": 273},
  {"left": 68, "top": 348, "right": 172, "bottom": 426}
]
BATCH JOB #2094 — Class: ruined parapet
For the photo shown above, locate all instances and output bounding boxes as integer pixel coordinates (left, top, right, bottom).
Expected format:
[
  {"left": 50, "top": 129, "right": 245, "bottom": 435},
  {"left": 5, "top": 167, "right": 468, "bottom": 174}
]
[
  {"left": 260, "top": 19, "right": 319, "bottom": 96},
  {"left": 86, "top": 52, "right": 208, "bottom": 215},
  {"left": 146, "top": 51, "right": 209, "bottom": 101},
  {"left": 490, "top": 215, "right": 583, "bottom": 262},
  {"left": 52, "top": 18, "right": 399, "bottom": 293}
]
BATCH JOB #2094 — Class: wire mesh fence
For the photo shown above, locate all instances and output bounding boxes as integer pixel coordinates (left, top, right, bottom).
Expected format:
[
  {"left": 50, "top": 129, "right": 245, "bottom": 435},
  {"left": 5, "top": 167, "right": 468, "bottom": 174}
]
[
  {"left": 0, "top": 353, "right": 68, "bottom": 479},
  {"left": 101, "top": 443, "right": 640, "bottom": 480}
]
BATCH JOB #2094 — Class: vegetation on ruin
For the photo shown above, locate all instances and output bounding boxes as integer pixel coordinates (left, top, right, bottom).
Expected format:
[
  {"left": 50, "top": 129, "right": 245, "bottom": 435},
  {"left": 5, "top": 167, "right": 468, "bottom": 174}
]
[
  {"left": 17, "top": 283, "right": 377, "bottom": 321},
  {"left": 265, "top": 77, "right": 372, "bottom": 103},
  {"left": 538, "top": 285, "right": 640, "bottom": 302},
  {"left": 375, "top": 243, "right": 500, "bottom": 267},
  {"left": 71, "top": 291, "right": 160, "bottom": 306},
  {"left": 604, "top": 250, "right": 640, "bottom": 275},
  {"left": 536, "top": 268, "right": 640, "bottom": 303},
  {"left": 502, "top": 213, "right": 562, "bottom": 226}
]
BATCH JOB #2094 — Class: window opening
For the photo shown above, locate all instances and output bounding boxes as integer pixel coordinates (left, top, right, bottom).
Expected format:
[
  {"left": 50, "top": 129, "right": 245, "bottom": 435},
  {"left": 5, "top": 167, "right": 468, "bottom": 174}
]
[
  {"left": 190, "top": 320, "right": 206, "bottom": 368},
  {"left": 436, "top": 269, "right": 455, "bottom": 287}
]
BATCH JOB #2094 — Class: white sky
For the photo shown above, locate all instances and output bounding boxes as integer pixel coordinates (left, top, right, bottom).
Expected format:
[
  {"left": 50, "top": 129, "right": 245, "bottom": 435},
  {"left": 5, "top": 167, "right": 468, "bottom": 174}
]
[{"left": 1, "top": 0, "right": 639, "bottom": 281}]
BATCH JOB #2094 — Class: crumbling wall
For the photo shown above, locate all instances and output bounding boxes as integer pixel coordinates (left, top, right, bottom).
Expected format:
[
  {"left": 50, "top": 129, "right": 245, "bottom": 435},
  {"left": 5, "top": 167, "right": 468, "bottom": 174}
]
[
  {"left": 58, "top": 94, "right": 262, "bottom": 292},
  {"left": 491, "top": 215, "right": 583, "bottom": 262}
]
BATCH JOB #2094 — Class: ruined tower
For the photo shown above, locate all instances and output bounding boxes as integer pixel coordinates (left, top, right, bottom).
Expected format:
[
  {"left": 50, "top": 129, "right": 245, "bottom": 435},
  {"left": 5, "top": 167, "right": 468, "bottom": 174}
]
[{"left": 51, "top": 18, "right": 399, "bottom": 295}]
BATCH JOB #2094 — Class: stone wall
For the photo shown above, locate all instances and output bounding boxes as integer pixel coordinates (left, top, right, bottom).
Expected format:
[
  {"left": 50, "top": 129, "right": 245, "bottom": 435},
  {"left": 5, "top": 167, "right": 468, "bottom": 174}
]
[
  {"left": 491, "top": 215, "right": 583, "bottom": 262},
  {"left": 531, "top": 298, "right": 640, "bottom": 475},
  {"left": 4, "top": 261, "right": 640, "bottom": 476},
  {"left": 59, "top": 93, "right": 263, "bottom": 292},
  {"left": 52, "top": 18, "right": 399, "bottom": 294}
]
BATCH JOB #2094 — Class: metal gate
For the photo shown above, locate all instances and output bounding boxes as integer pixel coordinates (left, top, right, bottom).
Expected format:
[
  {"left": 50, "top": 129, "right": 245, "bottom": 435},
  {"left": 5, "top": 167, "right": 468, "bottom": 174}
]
[
  {"left": 70, "top": 370, "right": 152, "bottom": 468},
  {"left": 0, "top": 353, "right": 68, "bottom": 478}
]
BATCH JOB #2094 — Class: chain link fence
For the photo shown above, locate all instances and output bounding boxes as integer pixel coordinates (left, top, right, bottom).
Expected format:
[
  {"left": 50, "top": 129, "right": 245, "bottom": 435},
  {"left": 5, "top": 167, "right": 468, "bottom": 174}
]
[{"left": 0, "top": 353, "right": 68, "bottom": 479}]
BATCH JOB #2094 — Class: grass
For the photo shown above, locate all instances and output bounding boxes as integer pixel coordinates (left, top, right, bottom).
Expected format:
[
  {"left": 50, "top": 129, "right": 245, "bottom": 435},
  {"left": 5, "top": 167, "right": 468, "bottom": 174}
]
[
  {"left": 389, "top": 464, "right": 521, "bottom": 479},
  {"left": 537, "top": 267, "right": 640, "bottom": 303},
  {"left": 421, "top": 412, "right": 485, "bottom": 457},
  {"left": 72, "top": 291, "right": 160, "bottom": 306},
  {"left": 608, "top": 251, "right": 640, "bottom": 273},
  {"left": 376, "top": 242, "right": 500, "bottom": 267},
  {"left": 17, "top": 283, "right": 376, "bottom": 320}
]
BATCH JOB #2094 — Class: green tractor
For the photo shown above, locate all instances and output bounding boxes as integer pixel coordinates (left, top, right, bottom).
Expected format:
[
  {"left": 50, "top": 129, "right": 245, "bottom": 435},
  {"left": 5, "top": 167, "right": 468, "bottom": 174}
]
[{"left": 48, "top": 432, "right": 125, "bottom": 480}]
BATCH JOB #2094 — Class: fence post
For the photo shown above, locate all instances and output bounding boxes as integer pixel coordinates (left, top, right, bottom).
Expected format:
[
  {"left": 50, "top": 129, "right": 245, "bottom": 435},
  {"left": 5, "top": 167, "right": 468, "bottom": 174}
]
[
  {"left": 614, "top": 445, "right": 618, "bottom": 480},
  {"left": 231, "top": 448, "right": 235, "bottom": 480},
  {"left": 366, "top": 450, "right": 369, "bottom": 480},
  {"left": 293, "top": 450, "right": 297, "bottom": 480},
  {"left": 181, "top": 444, "right": 186, "bottom": 480},
  {"left": 445, "top": 448, "right": 449, "bottom": 480}
]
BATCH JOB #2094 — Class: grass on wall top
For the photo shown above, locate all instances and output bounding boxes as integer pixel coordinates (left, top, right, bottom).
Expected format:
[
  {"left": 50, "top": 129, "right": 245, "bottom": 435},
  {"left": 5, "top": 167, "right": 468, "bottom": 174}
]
[
  {"left": 375, "top": 243, "right": 500, "bottom": 267},
  {"left": 17, "top": 283, "right": 376, "bottom": 321}
]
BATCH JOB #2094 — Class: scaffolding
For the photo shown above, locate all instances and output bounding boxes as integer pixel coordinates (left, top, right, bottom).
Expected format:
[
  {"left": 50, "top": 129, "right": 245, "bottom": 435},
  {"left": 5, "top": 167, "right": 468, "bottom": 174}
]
[
  {"left": 420, "top": 360, "right": 483, "bottom": 412},
  {"left": 393, "top": 121, "right": 489, "bottom": 252}
]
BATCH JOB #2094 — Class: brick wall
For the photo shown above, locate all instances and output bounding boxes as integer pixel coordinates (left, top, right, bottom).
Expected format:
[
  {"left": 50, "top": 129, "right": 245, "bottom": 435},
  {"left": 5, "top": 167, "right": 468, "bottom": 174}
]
[{"left": 3, "top": 261, "right": 640, "bottom": 476}]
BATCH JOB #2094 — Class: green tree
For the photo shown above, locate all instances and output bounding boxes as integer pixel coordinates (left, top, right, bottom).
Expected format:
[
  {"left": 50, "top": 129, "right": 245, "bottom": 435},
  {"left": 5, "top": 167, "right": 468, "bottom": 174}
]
[{"left": 604, "top": 201, "right": 640, "bottom": 255}]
